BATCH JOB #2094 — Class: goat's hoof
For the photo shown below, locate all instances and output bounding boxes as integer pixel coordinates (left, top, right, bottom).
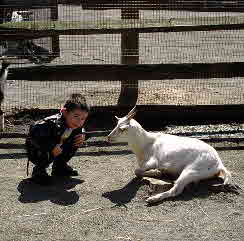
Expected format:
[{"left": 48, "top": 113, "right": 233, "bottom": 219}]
[
  {"left": 134, "top": 175, "right": 143, "bottom": 180},
  {"left": 145, "top": 196, "right": 158, "bottom": 204},
  {"left": 134, "top": 171, "right": 143, "bottom": 177}
]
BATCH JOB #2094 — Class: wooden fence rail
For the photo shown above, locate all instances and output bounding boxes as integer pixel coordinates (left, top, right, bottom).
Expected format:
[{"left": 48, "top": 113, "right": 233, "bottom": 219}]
[
  {"left": 1, "top": 23, "right": 244, "bottom": 40},
  {"left": 7, "top": 62, "right": 244, "bottom": 81},
  {"left": 1, "top": 1, "right": 244, "bottom": 119}
]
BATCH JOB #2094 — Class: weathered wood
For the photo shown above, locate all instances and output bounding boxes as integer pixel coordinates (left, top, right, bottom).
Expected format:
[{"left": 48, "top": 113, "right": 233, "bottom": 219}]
[
  {"left": 1, "top": 130, "right": 244, "bottom": 142},
  {"left": 0, "top": 0, "right": 56, "bottom": 8},
  {"left": 7, "top": 62, "right": 244, "bottom": 81},
  {"left": 1, "top": 23, "right": 244, "bottom": 40},
  {"left": 91, "top": 104, "right": 244, "bottom": 123},
  {"left": 1, "top": 129, "right": 244, "bottom": 140},
  {"left": 0, "top": 114, "right": 4, "bottom": 132},
  {"left": 118, "top": 8, "right": 139, "bottom": 106},
  {"left": 3, "top": 105, "right": 244, "bottom": 139},
  {"left": 80, "top": 0, "right": 244, "bottom": 12},
  {"left": 1, "top": 23, "right": 244, "bottom": 39},
  {"left": 50, "top": 0, "right": 58, "bottom": 20},
  {"left": 50, "top": 0, "right": 60, "bottom": 58}
]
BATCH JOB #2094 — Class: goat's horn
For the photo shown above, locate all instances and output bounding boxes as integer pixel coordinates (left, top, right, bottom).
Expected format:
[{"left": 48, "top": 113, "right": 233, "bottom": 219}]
[
  {"left": 126, "top": 106, "right": 136, "bottom": 117},
  {"left": 127, "top": 106, "right": 137, "bottom": 120}
]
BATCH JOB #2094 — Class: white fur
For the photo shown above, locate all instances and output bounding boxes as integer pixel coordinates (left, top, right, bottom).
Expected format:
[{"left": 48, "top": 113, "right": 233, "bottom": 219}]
[
  {"left": 108, "top": 110, "right": 233, "bottom": 204},
  {"left": 11, "top": 11, "right": 23, "bottom": 22}
]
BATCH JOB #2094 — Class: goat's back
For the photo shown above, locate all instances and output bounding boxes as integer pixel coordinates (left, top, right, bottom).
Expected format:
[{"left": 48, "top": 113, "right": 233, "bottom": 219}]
[{"left": 151, "top": 134, "right": 222, "bottom": 174}]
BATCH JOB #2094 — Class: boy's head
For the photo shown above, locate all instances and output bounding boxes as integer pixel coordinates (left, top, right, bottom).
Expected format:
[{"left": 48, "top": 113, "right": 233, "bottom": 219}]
[{"left": 61, "top": 94, "right": 90, "bottom": 129}]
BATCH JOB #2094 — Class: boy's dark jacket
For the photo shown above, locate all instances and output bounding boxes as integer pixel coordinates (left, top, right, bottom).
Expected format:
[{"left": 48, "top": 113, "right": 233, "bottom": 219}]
[{"left": 26, "top": 113, "right": 90, "bottom": 154}]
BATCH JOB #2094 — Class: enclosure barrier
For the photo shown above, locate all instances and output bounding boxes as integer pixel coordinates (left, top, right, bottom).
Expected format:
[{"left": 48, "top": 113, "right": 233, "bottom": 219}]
[{"left": 0, "top": 0, "right": 244, "bottom": 137}]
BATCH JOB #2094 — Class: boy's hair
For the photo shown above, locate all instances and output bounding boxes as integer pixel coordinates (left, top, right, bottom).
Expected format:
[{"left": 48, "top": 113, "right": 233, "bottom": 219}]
[{"left": 63, "top": 93, "right": 90, "bottom": 113}]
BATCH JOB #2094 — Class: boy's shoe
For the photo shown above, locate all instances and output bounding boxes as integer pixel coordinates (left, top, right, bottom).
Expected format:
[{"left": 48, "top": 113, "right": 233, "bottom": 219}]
[
  {"left": 51, "top": 164, "right": 79, "bottom": 177},
  {"left": 31, "top": 166, "right": 52, "bottom": 186}
]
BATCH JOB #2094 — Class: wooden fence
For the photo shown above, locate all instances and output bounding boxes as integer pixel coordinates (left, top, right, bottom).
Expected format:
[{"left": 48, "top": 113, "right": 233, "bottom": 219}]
[{"left": 1, "top": 0, "right": 244, "bottom": 123}]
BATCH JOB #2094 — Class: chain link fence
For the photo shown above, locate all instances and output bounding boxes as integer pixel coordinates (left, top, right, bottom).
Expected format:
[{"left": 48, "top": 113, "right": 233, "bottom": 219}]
[{"left": 0, "top": 1, "right": 244, "bottom": 113}]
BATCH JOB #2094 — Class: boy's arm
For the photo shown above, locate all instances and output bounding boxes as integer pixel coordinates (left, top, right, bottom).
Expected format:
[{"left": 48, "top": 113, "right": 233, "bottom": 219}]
[
  {"left": 68, "top": 127, "right": 91, "bottom": 141},
  {"left": 60, "top": 127, "right": 90, "bottom": 148}
]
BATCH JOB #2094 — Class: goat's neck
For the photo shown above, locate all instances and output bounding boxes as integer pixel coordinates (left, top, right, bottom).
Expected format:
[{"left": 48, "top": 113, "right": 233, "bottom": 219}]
[{"left": 127, "top": 127, "right": 155, "bottom": 161}]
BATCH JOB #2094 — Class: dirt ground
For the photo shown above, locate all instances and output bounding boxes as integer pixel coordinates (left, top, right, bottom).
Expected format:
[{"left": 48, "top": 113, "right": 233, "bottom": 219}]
[
  {"left": 0, "top": 133, "right": 243, "bottom": 241},
  {"left": 0, "top": 5, "right": 244, "bottom": 241}
]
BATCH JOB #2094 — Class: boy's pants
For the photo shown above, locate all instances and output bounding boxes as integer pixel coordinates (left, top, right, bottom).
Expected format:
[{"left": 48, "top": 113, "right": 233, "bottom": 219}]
[{"left": 26, "top": 139, "right": 78, "bottom": 174}]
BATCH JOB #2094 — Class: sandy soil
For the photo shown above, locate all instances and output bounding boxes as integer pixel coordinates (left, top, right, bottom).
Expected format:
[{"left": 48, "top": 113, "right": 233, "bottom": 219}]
[
  {"left": 0, "top": 134, "right": 243, "bottom": 241},
  {"left": 0, "top": 6, "right": 243, "bottom": 240}
]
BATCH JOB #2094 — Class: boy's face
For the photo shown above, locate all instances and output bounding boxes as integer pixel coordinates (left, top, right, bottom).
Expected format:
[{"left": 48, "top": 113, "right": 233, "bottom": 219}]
[{"left": 63, "top": 109, "right": 88, "bottom": 129}]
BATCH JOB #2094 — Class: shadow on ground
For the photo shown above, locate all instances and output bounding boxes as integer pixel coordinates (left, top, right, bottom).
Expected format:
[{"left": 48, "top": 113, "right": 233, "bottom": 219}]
[
  {"left": 103, "top": 176, "right": 242, "bottom": 207},
  {"left": 102, "top": 177, "right": 145, "bottom": 207},
  {"left": 17, "top": 177, "right": 84, "bottom": 206}
]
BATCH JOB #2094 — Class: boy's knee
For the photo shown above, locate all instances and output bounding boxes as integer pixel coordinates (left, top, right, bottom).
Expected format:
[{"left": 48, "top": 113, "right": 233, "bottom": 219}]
[
  {"left": 62, "top": 142, "right": 78, "bottom": 155},
  {"left": 28, "top": 148, "right": 52, "bottom": 167}
]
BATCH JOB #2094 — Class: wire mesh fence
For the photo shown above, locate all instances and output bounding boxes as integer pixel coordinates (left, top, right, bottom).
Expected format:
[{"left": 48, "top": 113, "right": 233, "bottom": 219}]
[{"left": 1, "top": 1, "right": 244, "bottom": 114}]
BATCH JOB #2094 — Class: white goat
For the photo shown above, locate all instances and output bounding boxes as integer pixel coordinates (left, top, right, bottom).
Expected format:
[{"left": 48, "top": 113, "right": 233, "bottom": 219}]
[
  {"left": 11, "top": 11, "right": 23, "bottom": 22},
  {"left": 107, "top": 107, "right": 236, "bottom": 204}
]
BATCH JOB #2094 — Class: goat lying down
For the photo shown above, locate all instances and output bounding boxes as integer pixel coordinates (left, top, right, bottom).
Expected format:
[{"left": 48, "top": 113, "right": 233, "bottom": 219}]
[{"left": 107, "top": 107, "right": 237, "bottom": 204}]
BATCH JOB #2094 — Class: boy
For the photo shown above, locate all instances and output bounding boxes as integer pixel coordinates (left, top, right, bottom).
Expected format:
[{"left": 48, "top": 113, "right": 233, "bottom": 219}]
[{"left": 25, "top": 93, "right": 90, "bottom": 185}]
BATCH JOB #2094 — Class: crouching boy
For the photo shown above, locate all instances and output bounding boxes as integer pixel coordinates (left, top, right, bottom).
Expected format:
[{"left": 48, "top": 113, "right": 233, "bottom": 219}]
[{"left": 25, "top": 94, "right": 90, "bottom": 185}]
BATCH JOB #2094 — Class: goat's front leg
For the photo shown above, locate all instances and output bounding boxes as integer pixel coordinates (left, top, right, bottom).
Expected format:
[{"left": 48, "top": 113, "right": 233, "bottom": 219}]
[{"left": 135, "top": 157, "right": 161, "bottom": 178}]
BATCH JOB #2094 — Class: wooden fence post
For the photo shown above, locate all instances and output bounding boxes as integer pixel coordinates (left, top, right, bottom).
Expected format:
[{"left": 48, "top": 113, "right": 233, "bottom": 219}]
[
  {"left": 50, "top": 0, "right": 60, "bottom": 57},
  {"left": 118, "top": 7, "right": 139, "bottom": 106}
]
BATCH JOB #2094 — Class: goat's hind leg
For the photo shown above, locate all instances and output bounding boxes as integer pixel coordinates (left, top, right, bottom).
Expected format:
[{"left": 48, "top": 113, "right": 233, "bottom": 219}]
[{"left": 146, "top": 168, "right": 200, "bottom": 204}]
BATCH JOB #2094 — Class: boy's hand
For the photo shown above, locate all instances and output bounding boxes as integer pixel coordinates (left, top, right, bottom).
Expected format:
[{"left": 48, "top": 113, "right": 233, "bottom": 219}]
[
  {"left": 52, "top": 144, "right": 62, "bottom": 157},
  {"left": 73, "top": 134, "right": 85, "bottom": 148}
]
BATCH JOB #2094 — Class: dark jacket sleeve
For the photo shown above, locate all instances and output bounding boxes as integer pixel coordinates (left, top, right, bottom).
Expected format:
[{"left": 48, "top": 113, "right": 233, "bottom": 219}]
[
  {"left": 76, "top": 127, "right": 91, "bottom": 141},
  {"left": 28, "top": 121, "right": 59, "bottom": 153},
  {"left": 61, "top": 127, "right": 91, "bottom": 147},
  {"left": 83, "top": 127, "right": 92, "bottom": 141}
]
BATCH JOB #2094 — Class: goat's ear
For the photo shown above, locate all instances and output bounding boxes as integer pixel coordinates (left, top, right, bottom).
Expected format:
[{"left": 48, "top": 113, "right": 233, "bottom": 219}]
[
  {"left": 119, "top": 124, "right": 129, "bottom": 130},
  {"left": 115, "top": 115, "right": 120, "bottom": 121}
]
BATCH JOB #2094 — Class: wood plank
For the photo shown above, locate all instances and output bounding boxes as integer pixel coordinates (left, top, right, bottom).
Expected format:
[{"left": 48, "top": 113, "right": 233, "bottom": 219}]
[
  {"left": 7, "top": 62, "right": 244, "bottom": 81},
  {"left": 1, "top": 16, "right": 244, "bottom": 40},
  {"left": 118, "top": 8, "right": 139, "bottom": 106},
  {"left": 80, "top": 0, "right": 244, "bottom": 11},
  {"left": 2, "top": 104, "right": 244, "bottom": 139},
  {"left": 50, "top": 0, "right": 58, "bottom": 20},
  {"left": 1, "top": 23, "right": 244, "bottom": 40},
  {"left": 91, "top": 104, "right": 244, "bottom": 122},
  {"left": 2, "top": 16, "right": 244, "bottom": 29},
  {"left": 1, "top": 131, "right": 244, "bottom": 142},
  {"left": 50, "top": 0, "right": 60, "bottom": 58},
  {"left": 0, "top": 0, "right": 56, "bottom": 8}
]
